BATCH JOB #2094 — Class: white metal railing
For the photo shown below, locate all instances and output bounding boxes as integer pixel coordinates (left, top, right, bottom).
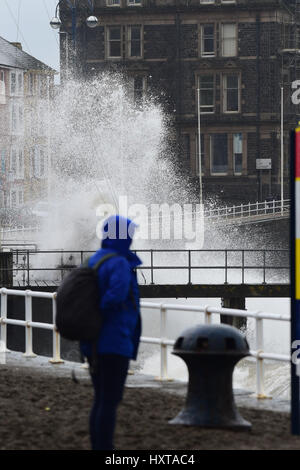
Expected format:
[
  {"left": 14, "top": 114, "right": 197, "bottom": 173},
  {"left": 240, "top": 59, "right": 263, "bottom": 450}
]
[
  {"left": 0, "top": 288, "right": 62, "bottom": 364},
  {"left": 0, "top": 288, "right": 291, "bottom": 398},
  {"left": 204, "top": 199, "right": 290, "bottom": 223}
]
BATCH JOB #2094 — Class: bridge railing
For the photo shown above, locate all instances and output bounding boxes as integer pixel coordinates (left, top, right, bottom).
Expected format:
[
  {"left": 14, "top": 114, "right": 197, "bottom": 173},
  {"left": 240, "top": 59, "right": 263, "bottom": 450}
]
[
  {"left": 204, "top": 199, "right": 290, "bottom": 222},
  {"left": 0, "top": 288, "right": 291, "bottom": 399},
  {"left": 4, "top": 249, "right": 290, "bottom": 286}
]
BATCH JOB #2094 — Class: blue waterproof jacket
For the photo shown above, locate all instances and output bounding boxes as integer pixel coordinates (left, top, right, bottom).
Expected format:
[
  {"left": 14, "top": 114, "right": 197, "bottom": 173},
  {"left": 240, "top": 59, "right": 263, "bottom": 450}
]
[{"left": 80, "top": 216, "right": 142, "bottom": 360}]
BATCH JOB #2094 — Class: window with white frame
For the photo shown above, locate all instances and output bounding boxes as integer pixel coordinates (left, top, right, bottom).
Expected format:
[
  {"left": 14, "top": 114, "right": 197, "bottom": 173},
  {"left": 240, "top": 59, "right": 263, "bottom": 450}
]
[
  {"left": 233, "top": 133, "right": 243, "bottom": 175},
  {"left": 37, "top": 75, "right": 46, "bottom": 98},
  {"left": 107, "top": 26, "right": 122, "bottom": 58},
  {"left": 198, "top": 75, "right": 215, "bottom": 113},
  {"left": 10, "top": 72, "right": 16, "bottom": 94},
  {"left": 201, "top": 24, "right": 215, "bottom": 57},
  {"left": 10, "top": 148, "right": 24, "bottom": 179},
  {"left": 28, "top": 73, "right": 35, "bottom": 95},
  {"left": 210, "top": 134, "right": 228, "bottom": 174},
  {"left": 223, "top": 73, "right": 240, "bottom": 113},
  {"left": 106, "top": 0, "right": 120, "bottom": 6},
  {"left": 38, "top": 104, "right": 47, "bottom": 136},
  {"left": 221, "top": 24, "right": 237, "bottom": 57},
  {"left": 0, "top": 70, "right": 5, "bottom": 104},
  {"left": 10, "top": 191, "right": 17, "bottom": 208},
  {"left": 10, "top": 71, "right": 23, "bottom": 96},
  {"left": 30, "top": 147, "right": 47, "bottom": 178},
  {"left": 128, "top": 0, "right": 141, "bottom": 5},
  {"left": 133, "top": 76, "right": 147, "bottom": 102},
  {"left": 17, "top": 72, "right": 23, "bottom": 94},
  {"left": 10, "top": 102, "right": 24, "bottom": 134},
  {"left": 128, "top": 26, "right": 142, "bottom": 58},
  {"left": 18, "top": 190, "right": 24, "bottom": 205}
]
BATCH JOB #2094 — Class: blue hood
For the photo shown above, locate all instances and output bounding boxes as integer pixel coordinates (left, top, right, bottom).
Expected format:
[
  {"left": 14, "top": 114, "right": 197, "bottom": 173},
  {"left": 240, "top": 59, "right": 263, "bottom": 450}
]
[{"left": 101, "top": 215, "right": 140, "bottom": 265}]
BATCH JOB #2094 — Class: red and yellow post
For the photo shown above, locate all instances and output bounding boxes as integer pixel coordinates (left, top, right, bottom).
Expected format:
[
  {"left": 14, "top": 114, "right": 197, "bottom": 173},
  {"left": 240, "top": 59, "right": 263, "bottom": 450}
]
[{"left": 291, "top": 126, "right": 300, "bottom": 435}]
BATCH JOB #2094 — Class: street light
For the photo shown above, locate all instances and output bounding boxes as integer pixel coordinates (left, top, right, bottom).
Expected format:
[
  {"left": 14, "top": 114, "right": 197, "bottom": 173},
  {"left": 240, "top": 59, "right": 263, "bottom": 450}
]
[
  {"left": 197, "top": 87, "right": 203, "bottom": 208},
  {"left": 50, "top": 1, "right": 99, "bottom": 38}
]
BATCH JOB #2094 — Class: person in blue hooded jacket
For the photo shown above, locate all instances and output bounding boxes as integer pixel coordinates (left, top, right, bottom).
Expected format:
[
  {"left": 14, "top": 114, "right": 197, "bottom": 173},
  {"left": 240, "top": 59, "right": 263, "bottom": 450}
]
[{"left": 80, "top": 214, "right": 142, "bottom": 451}]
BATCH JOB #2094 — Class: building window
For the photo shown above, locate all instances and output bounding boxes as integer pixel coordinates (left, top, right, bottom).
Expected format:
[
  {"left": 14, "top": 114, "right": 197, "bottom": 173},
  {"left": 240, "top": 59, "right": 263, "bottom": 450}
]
[
  {"left": 198, "top": 75, "right": 215, "bottom": 113},
  {"left": 10, "top": 149, "right": 17, "bottom": 179},
  {"left": 181, "top": 134, "right": 190, "bottom": 162},
  {"left": 128, "top": 0, "right": 142, "bottom": 5},
  {"left": 11, "top": 103, "right": 24, "bottom": 134},
  {"left": 29, "top": 73, "right": 35, "bottom": 95},
  {"left": 10, "top": 72, "right": 16, "bottom": 95},
  {"left": 10, "top": 71, "right": 23, "bottom": 96},
  {"left": 210, "top": 134, "right": 228, "bottom": 174},
  {"left": 39, "top": 149, "right": 46, "bottom": 177},
  {"left": 0, "top": 70, "right": 5, "bottom": 104},
  {"left": 107, "top": 26, "right": 122, "bottom": 58},
  {"left": 201, "top": 24, "right": 215, "bottom": 57},
  {"left": 221, "top": 24, "right": 237, "bottom": 57},
  {"left": 233, "top": 133, "right": 243, "bottom": 175},
  {"left": 200, "top": 0, "right": 215, "bottom": 3},
  {"left": 223, "top": 74, "right": 240, "bottom": 113},
  {"left": 133, "top": 76, "right": 147, "bottom": 102},
  {"left": 128, "top": 26, "right": 142, "bottom": 58},
  {"left": 17, "top": 73, "right": 23, "bottom": 94},
  {"left": 18, "top": 149, "right": 24, "bottom": 178},
  {"left": 10, "top": 148, "right": 24, "bottom": 179},
  {"left": 30, "top": 147, "right": 47, "bottom": 178},
  {"left": 18, "top": 190, "right": 24, "bottom": 206},
  {"left": 106, "top": 0, "right": 120, "bottom": 5},
  {"left": 10, "top": 191, "right": 17, "bottom": 208},
  {"left": 37, "top": 75, "right": 48, "bottom": 98}
]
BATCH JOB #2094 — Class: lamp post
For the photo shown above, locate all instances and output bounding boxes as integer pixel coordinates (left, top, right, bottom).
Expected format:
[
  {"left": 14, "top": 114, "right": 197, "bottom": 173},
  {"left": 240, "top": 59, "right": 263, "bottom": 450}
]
[
  {"left": 281, "top": 84, "right": 284, "bottom": 214},
  {"left": 197, "top": 87, "right": 203, "bottom": 208},
  {"left": 50, "top": 1, "right": 99, "bottom": 78},
  {"left": 50, "top": 0, "right": 99, "bottom": 44}
]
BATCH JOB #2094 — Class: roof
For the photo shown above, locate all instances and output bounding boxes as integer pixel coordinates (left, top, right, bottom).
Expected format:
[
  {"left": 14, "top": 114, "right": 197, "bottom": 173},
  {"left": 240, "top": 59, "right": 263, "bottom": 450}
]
[{"left": 0, "top": 36, "right": 56, "bottom": 73}]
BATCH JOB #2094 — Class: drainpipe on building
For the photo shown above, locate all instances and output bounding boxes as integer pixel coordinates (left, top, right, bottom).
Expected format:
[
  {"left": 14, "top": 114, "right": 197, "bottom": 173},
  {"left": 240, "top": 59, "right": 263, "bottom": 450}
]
[{"left": 256, "top": 14, "right": 262, "bottom": 201}]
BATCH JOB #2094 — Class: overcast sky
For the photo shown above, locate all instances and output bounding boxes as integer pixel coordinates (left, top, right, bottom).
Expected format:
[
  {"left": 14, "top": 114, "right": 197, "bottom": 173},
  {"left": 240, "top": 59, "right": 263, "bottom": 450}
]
[{"left": 0, "top": 0, "right": 60, "bottom": 74}]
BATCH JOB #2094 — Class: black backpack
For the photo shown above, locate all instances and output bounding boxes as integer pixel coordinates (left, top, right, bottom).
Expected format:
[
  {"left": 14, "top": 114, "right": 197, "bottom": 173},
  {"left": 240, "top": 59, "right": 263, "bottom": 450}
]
[{"left": 55, "top": 253, "right": 117, "bottom": 342}]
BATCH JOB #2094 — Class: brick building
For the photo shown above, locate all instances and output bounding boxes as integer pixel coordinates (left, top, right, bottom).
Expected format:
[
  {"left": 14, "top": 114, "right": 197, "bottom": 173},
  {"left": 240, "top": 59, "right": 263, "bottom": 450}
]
[
  {"left": 58, "top": 0, "right": 300, "bottom": 203},
  {"left": 0, "top": 37, "right": 56, "bottom": 218}
]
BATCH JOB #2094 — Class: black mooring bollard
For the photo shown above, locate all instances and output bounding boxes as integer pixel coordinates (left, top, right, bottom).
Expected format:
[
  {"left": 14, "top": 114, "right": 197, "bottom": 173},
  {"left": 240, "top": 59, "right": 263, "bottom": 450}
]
[
  {"left": 169, "top": 323, "right": 252, "bottom": 430},
  {"left": 0, "top": 251, "right": 13, "bottom": 287}
]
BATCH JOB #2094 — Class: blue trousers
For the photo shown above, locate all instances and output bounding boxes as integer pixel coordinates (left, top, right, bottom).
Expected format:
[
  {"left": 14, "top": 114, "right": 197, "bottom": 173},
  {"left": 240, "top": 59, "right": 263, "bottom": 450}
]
[{"left": 88, "top": 354, "right": 129, "bottom": 450}]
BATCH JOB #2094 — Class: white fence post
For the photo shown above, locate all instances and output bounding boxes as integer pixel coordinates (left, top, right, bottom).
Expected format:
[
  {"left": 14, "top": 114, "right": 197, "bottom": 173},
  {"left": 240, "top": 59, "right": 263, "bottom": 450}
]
[
  {"left": 157, "top": 305, "right": 169, "bottom": 381},
  {"left": 23, "top": 290, "right": 36, "bottom": 358},
  {"left": 0, "top": 288, "right": 9, "bottom": 353},
  {"left": 255, "top": 315, "right": 268, "bottom": 399},
  {"left": 49, "top": 293, "right": 64, "bottom": 364}
]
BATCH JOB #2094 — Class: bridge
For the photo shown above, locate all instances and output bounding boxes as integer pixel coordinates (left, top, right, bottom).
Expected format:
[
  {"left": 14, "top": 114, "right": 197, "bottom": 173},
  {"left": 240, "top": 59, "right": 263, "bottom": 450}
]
[
  {"left": 203, "top": 199, "right": 290, "bottom": 226},
  {"left": 0, "top": 199, "right": 291, "bottom": 249},
  {"left": 0, "top": 248, "right": 289, "bottom": 299},
  {"left": 0, "top": 247, "right": 289, "bottom": 330}
]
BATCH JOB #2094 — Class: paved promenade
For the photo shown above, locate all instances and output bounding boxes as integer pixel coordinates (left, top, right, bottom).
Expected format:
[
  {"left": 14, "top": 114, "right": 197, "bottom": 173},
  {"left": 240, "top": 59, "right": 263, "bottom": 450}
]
[{"left": 0, "top": 350, "right": 290, "bottom": 414}]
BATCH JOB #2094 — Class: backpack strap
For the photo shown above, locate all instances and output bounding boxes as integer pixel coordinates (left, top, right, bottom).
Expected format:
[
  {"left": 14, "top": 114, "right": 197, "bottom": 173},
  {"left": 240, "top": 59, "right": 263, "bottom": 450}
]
[
  {"left": 87, "top": 252, "right": 137, "bottom": 310},
  {"left": 91, "top": 252, "right": 118, "bottom": 271}
]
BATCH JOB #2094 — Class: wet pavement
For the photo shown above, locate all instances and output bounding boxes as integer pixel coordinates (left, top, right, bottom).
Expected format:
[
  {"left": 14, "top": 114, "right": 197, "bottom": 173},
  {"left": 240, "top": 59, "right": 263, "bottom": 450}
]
[{"left": 0, "top": 350, "right": 290, "bottom": 415}]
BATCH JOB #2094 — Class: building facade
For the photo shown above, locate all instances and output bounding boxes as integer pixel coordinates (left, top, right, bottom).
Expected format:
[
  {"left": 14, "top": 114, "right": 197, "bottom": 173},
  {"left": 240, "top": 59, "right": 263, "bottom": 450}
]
[
  {"left": 59, "top": 0, "right": 300, "bottom": 203},
  {"left": 0, "top": 37, "right": 55, "bottom": 222}
]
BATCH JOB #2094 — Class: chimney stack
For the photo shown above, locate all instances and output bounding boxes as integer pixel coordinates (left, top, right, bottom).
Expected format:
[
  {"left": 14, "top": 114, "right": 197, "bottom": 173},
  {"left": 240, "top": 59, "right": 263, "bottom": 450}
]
[{"left": 10, "top": 42, "right": 22, "bottom": 50}]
